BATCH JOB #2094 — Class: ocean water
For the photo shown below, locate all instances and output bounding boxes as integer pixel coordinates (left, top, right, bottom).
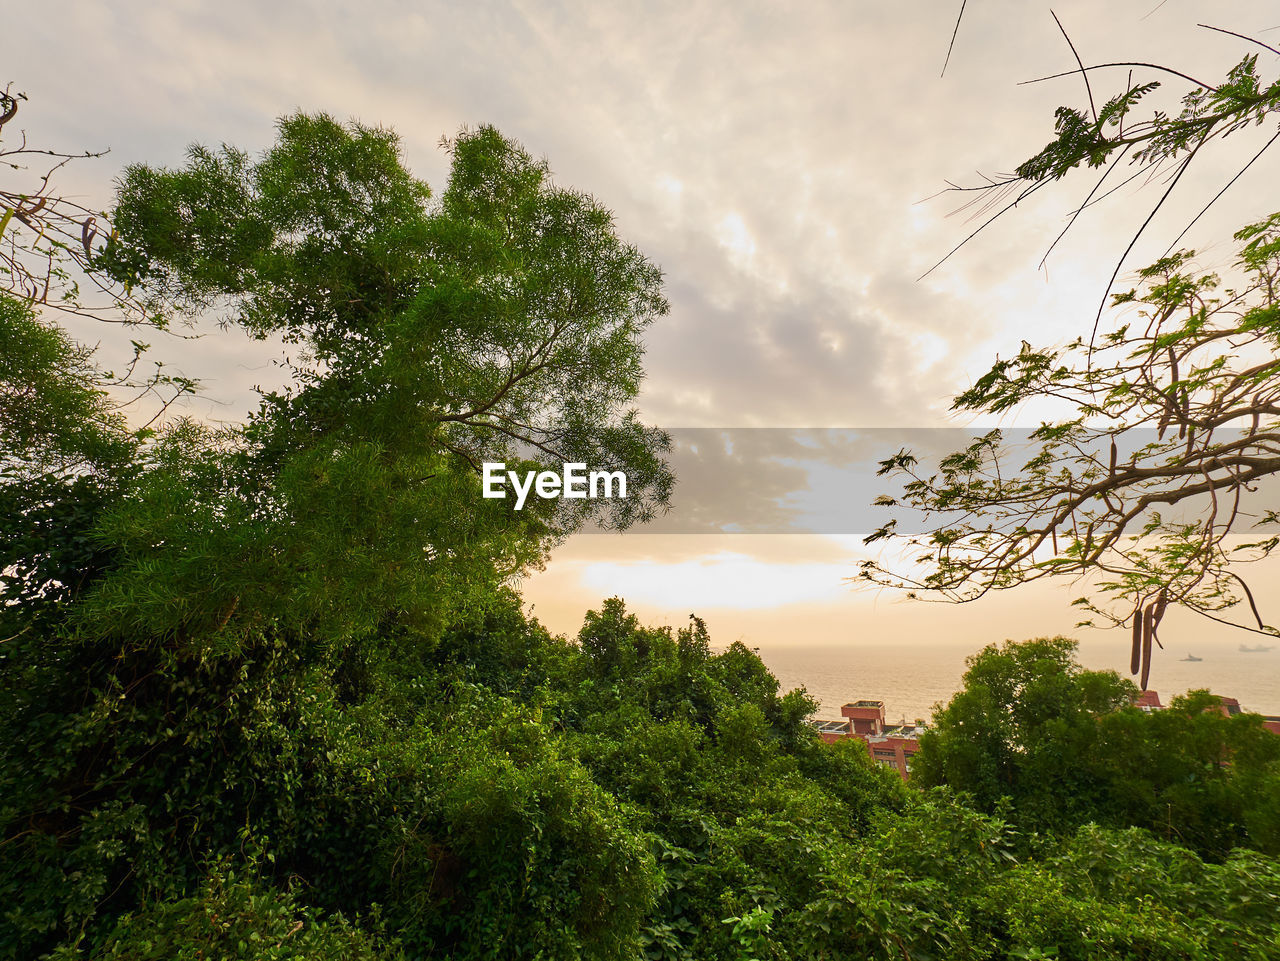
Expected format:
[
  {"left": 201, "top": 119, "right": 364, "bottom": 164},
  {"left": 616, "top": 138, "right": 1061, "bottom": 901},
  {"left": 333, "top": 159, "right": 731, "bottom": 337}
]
[{"left": 753, "top": 642, "right": 1280, "bottom": 726}]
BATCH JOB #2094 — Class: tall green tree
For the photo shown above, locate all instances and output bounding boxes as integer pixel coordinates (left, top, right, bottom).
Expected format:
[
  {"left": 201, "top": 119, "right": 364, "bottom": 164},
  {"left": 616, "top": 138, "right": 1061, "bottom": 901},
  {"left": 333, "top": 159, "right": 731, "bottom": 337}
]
[
  {"left": 57, "top": 114, "right": 677, "bottom": 649},
  {"left": 1, "top": 113, "right": 674, "bottom": 959},
  {"left": 911, "top": 637, "right": 1136, "bottom": 831},
  {"left": 0, "top": 296, "right": 136, "bottom": 618}
]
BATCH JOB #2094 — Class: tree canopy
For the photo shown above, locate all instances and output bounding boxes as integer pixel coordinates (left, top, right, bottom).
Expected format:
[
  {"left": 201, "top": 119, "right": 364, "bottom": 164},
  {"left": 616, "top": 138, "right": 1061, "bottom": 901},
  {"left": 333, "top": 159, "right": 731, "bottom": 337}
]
[
  {"left": 913, "top": 637, "right": 1280, "bottom": 858},
  {"left": 865, "top": 29, "right": 1280, "bottom": 685}
]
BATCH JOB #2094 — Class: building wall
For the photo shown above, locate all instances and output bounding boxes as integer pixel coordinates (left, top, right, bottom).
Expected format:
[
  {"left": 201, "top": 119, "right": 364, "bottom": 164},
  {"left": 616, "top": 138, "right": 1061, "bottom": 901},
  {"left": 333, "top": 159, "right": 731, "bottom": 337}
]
[{"left": 863, "top": 736, "right": 920, "bottom": 780}]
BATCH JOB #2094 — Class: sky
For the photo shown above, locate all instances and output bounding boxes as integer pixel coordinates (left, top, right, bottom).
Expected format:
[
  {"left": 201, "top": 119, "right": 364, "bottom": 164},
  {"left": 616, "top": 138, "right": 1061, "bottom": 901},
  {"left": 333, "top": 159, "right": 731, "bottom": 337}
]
[{"left": 9, "top": 1, "right": 1280, "bottom": 666}]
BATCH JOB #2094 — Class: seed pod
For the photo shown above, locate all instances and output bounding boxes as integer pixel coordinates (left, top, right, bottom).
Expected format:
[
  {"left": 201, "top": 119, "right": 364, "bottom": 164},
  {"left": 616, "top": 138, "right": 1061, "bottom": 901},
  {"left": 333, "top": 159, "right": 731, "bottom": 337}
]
[
  {"left": 81, "top": 216, "right": 97, "bottom": 259},
  {"left": 1130, "top": 605, "right": 1143, "bottom": 676},
  {"left": 1151, "top": 590, "right": 1168, "bottom": 648},
  {"left": 1139, "top": 602, "right": 1155, "bottom": 691}
]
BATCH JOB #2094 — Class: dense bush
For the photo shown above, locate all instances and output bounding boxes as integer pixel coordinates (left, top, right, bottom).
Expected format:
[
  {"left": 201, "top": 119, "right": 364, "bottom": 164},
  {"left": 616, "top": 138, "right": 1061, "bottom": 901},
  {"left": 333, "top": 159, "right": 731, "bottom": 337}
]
[
  {"left": 41, "top": 863, "right": 399, "bottom": 961},
  {"left": 913, "top": 637, "right": 1280, "bottom": 859}
]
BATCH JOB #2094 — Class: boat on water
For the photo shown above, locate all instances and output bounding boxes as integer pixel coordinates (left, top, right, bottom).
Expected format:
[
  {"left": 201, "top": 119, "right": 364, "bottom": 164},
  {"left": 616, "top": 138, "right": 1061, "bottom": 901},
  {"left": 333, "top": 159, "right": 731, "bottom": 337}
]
[
  {"left": 1181, "top": 654, "right": 1203, "bottom": 662},
  {"left": 1239, "top": 644, "right": 1276, "bottom": 653}
]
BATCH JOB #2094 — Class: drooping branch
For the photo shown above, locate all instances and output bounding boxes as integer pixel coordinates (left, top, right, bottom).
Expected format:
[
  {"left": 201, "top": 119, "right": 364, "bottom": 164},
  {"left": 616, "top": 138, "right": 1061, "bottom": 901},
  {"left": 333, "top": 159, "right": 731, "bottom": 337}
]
[
  {"left": 928, "top": 34, "right": 1280, "bottom": 288},
  {"left": 1, "top": 85, "right": 198, "bottom": 421},
  {"left": 868, "top": 214, "right": 1280, "bottom": 647}
]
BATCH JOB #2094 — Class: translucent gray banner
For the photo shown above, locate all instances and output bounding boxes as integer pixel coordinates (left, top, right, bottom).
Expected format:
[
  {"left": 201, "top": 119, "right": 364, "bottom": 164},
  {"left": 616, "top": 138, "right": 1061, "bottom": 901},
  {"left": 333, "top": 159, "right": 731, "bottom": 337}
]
[{"left": 573, "top": 426, "right": 1269, "bottom": 535}]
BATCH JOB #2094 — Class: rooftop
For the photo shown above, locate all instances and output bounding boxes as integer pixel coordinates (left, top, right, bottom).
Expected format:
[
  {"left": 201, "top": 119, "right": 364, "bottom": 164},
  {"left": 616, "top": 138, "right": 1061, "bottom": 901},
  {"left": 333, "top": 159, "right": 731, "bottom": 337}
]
[
  {"left": 812, "top": 719, "right": 852, "bottom": 734},
  {"left": 882, "top": 724, "right": 925, "bottom": 737}
]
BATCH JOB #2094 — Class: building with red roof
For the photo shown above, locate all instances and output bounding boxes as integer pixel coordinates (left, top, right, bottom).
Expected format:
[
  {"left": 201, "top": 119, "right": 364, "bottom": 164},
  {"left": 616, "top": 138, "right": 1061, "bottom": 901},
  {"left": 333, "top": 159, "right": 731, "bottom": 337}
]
[{"left": 809, "top": 699, "right": 923, "bottom": 780}]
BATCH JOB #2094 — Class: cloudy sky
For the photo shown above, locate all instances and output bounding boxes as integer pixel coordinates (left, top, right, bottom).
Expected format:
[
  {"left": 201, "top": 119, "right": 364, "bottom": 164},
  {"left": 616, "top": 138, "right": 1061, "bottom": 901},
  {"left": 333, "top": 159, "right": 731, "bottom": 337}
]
[{"left": 10, "top": 1, "right": 1279, "bottom": 660}]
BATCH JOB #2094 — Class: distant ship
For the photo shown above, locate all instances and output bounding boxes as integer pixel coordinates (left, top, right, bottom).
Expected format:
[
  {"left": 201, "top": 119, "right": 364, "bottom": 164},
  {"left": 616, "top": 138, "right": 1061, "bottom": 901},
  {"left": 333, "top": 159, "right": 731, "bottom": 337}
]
[
  {"left": 1181, "top": 654, "right": 1203, "bottom": 662},
  {"left": 1239, "top": 643, "right": 1276, "bottom": 653}
]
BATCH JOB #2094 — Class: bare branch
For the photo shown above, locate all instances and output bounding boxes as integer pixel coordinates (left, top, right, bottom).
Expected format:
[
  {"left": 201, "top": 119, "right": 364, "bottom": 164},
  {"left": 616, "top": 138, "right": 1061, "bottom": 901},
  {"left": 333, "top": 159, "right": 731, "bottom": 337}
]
[{"left": 1051, "top": 10, "right": 1096, "bottom": 123}]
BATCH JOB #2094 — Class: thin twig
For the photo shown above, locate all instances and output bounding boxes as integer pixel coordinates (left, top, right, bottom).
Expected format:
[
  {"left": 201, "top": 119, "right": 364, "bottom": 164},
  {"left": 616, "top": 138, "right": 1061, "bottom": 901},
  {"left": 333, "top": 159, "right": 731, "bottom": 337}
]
[
  {"left": 1052, "top": 10, "right": 1096, "bottom": 123},
  {"left": 1196, "top": 23, "right": 1280, "bottom": 59},
  {"left": 1162, "top": 126, "right": 1280, "bottom": 257},
  {"left": 1019, "top": 62, "right": 1217, "bottom": 93},
  {"left": 942, "top": 0, "right": 969, "bottom": 77}
]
